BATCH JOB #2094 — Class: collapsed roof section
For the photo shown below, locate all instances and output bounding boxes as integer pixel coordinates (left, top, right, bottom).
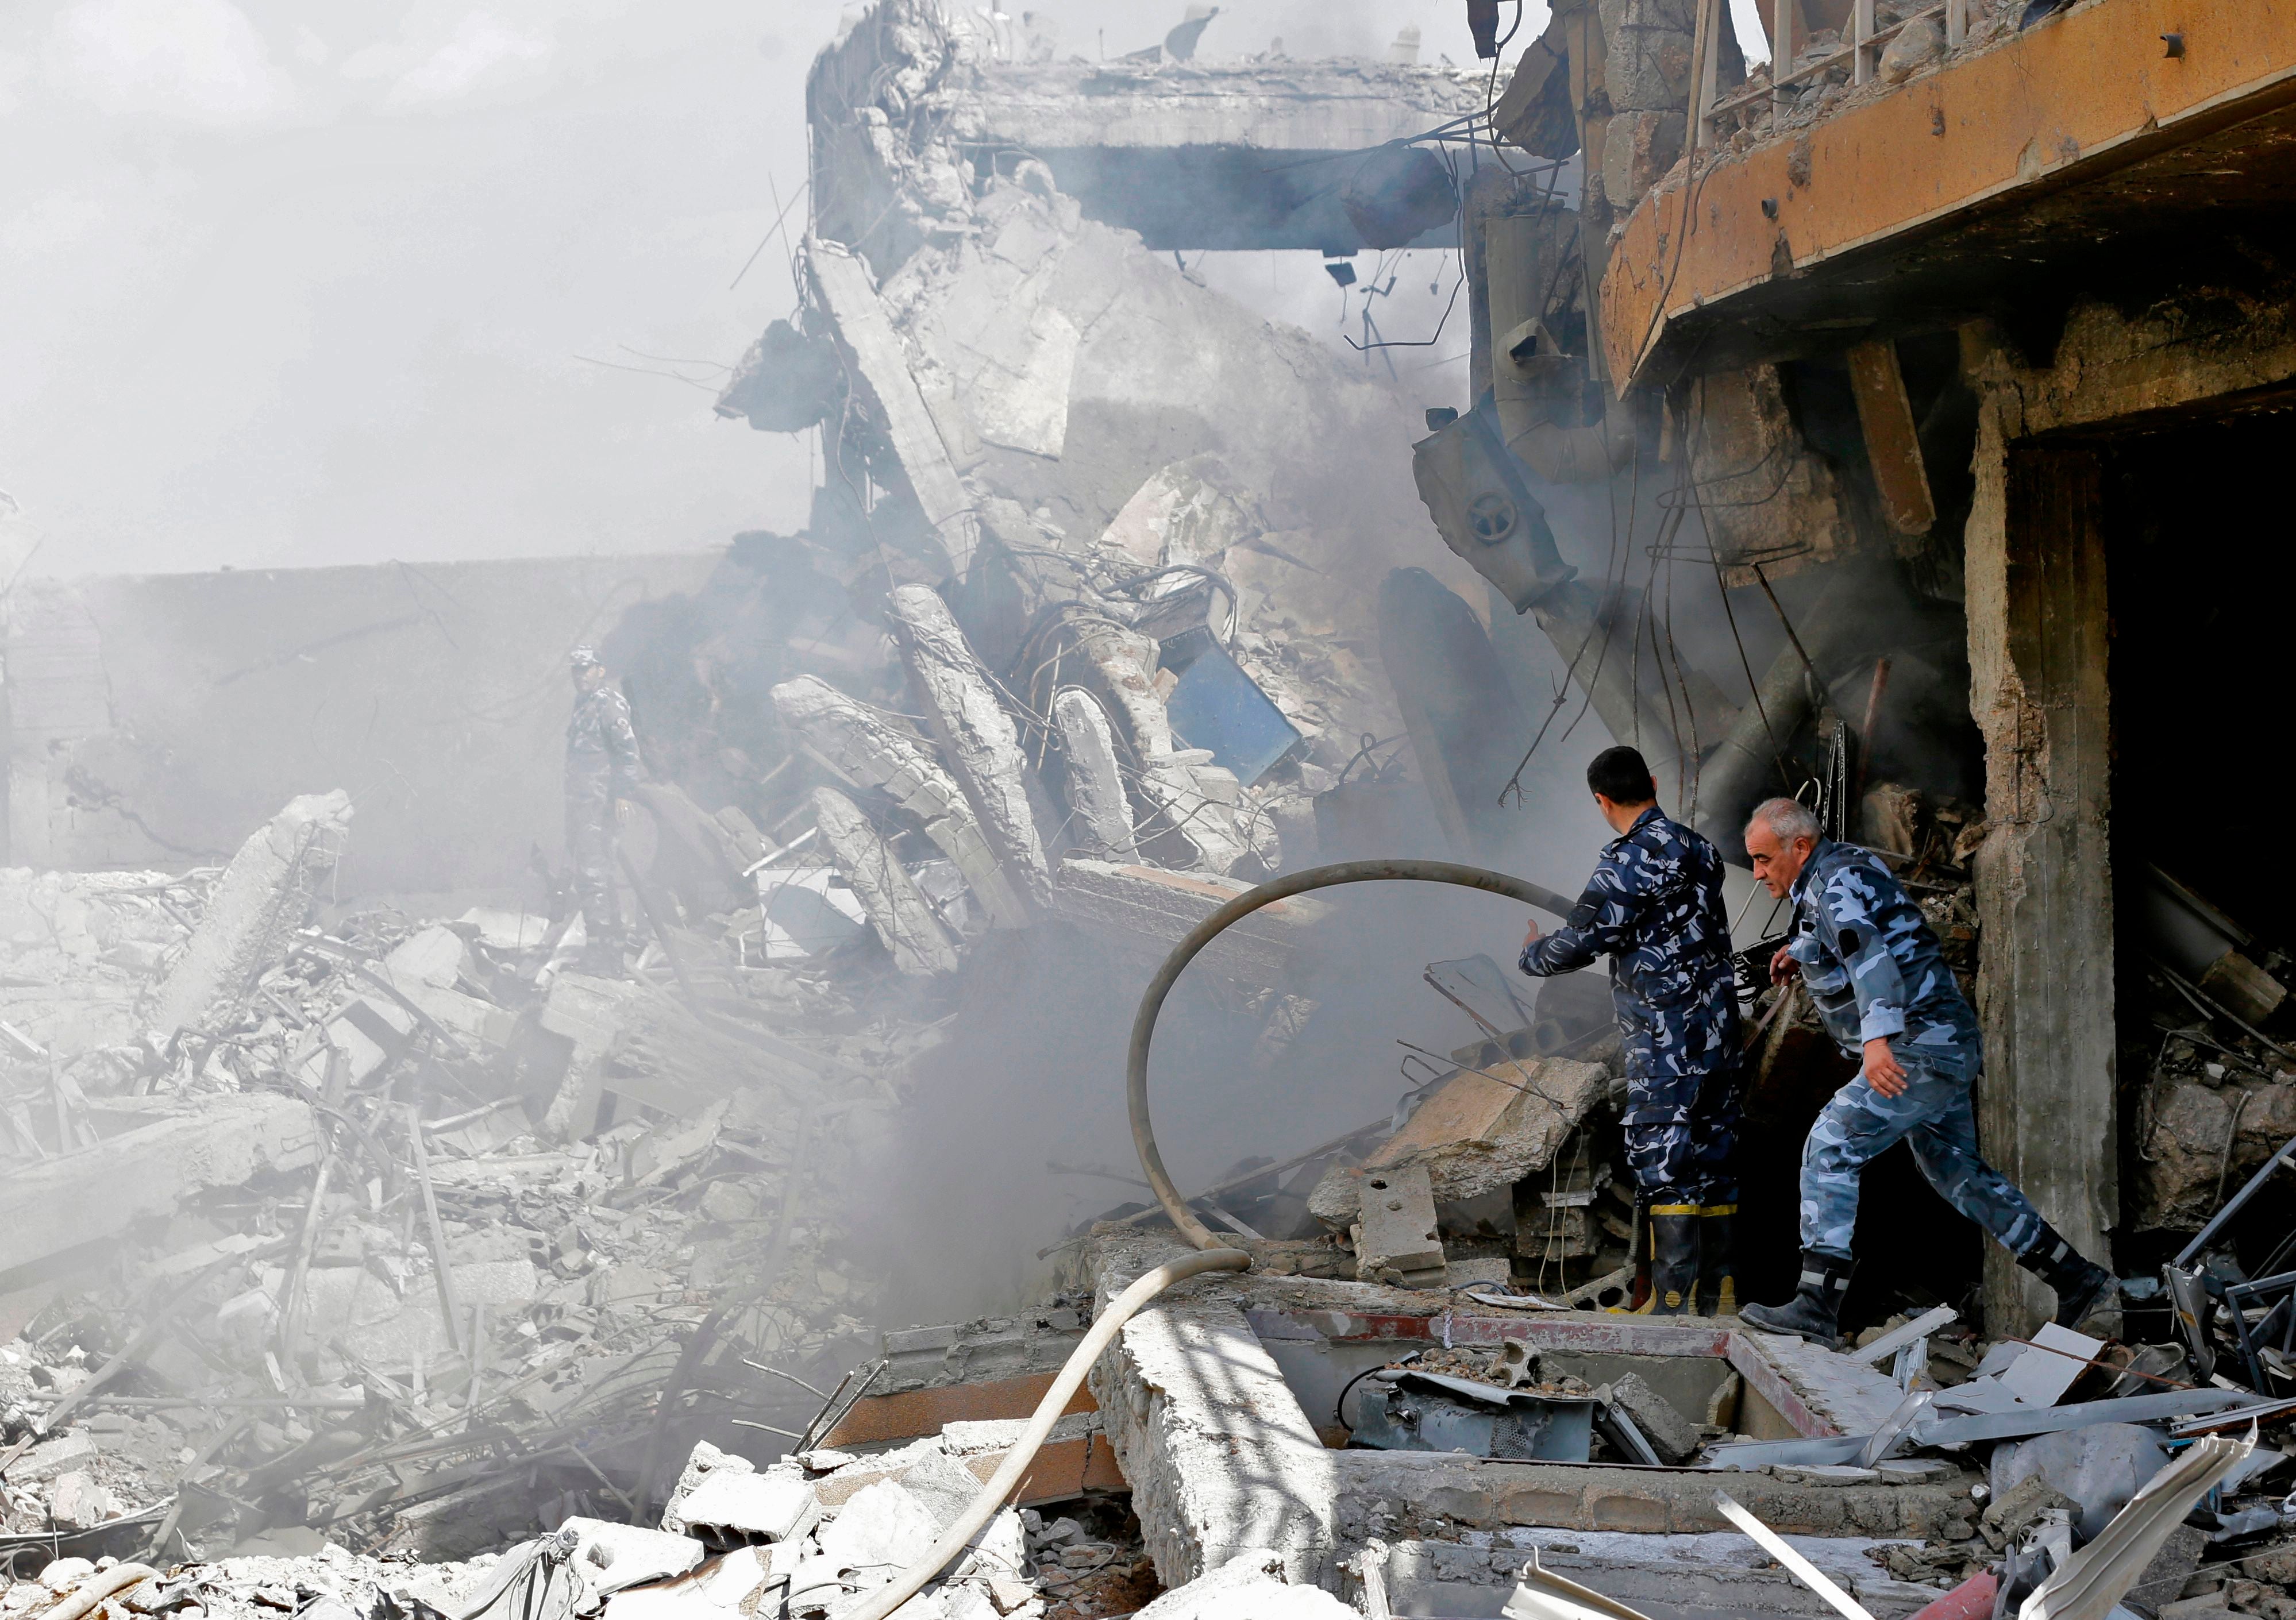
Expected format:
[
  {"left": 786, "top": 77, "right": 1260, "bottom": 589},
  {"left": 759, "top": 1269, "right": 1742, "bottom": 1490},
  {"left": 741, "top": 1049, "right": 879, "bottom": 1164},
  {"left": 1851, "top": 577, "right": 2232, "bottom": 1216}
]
[{"left": 805, "top": 2, "right": 1490, "bottom": 271}]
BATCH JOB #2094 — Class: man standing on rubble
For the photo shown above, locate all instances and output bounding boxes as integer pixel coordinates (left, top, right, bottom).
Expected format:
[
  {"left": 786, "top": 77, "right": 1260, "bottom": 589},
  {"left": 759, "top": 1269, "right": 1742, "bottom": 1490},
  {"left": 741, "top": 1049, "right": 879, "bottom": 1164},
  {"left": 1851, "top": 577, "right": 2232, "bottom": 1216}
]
[
  {"left": 1738, "top": 796, "right": 2116, "bottom": 1345},
  {"left": 566, "top": 645, "right": 646, "bottom": 975},
  {"left": 1517, "top": 746, "right": 1743, "bottom": 1316}
]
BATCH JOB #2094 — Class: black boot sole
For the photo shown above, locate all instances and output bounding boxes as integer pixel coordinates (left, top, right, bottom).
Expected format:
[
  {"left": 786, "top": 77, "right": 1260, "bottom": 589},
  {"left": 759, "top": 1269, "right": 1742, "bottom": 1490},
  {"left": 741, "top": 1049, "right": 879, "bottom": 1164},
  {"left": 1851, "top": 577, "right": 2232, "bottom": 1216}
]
[{"left": 1737, "top": 1303, "right": 1840, "bottom": 1348}]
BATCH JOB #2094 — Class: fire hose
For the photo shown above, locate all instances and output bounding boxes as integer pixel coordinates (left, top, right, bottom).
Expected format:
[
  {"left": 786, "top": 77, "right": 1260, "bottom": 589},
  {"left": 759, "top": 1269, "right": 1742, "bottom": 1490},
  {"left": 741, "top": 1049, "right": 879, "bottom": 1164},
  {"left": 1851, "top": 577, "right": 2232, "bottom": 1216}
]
[{"left": 856, "top": 861, "right": 1569, "bottom": 1617}]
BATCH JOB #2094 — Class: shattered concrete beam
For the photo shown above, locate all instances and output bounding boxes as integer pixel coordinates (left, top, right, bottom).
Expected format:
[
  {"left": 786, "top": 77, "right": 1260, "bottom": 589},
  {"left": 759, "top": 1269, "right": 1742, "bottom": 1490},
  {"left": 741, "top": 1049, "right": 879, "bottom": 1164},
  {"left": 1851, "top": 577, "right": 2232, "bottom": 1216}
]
[
  {"left": 1049, "top": 858, "right": 1328, "bottom": 982},
  {"left": 1052, "top": 691, "right": 1139, "bottom": 860},
  {"left": 886, "top": 584, "right": 1051, "bottom": 908},
  {"left": 0, "top": 1094, "right": 322, "bottom": 1285},
  {"left": 810, "top": 786, "right": 960, "bottom": 977},
  {"left": 149, "top": 789, "right": 353, "bottom": 1038},
  {"left": 803, "top": 237, "right": 979, "bottom": 578},
  {"left": 771, "top": 674, "right": 1029, "bottom": 928},
  {"left": 948, "top": 61, "right": 1485, "bottom": 250}
]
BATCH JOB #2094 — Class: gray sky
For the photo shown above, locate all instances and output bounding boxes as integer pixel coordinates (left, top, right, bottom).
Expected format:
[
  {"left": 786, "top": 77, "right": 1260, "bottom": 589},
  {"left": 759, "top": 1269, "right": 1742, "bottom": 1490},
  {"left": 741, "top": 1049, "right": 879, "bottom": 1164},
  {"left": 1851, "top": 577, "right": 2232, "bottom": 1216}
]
[{"left": 0, "top": 0, "right": 1758, "bottom": 580}]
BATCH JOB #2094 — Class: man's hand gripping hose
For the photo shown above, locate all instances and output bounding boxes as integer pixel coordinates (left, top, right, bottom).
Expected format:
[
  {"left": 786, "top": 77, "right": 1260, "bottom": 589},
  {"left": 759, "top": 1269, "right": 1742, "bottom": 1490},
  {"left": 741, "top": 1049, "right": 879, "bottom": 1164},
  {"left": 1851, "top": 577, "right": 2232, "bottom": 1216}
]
[{"left": 852, "top": 860, "right": 1570, "bottom": 1619}]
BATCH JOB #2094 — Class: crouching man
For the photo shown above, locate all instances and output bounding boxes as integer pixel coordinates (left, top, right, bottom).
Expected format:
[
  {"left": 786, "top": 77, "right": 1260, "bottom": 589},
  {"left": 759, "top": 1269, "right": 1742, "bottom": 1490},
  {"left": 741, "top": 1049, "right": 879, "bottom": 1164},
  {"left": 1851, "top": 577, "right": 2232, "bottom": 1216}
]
[{"left": 1738, "top": 797, "right": 2116, "bottom": 1345}]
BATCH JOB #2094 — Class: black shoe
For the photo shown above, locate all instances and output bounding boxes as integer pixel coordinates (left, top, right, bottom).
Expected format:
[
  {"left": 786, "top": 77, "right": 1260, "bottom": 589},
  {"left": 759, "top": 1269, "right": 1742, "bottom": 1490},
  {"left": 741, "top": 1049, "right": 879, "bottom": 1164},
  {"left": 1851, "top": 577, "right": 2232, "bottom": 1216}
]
[
  {"left": 1697, "top": 1205, "right": 1737, "bottom": 1317},
  {"left": 1645, "top": 1207, "right": 1701, "bottom": 1316},
  {"left": 1739, "top": 1251, "right": 1856, "bottom": 1347},
  {"left": 2017, "top": 1224, "right": 2118, "bottom": 1329}
]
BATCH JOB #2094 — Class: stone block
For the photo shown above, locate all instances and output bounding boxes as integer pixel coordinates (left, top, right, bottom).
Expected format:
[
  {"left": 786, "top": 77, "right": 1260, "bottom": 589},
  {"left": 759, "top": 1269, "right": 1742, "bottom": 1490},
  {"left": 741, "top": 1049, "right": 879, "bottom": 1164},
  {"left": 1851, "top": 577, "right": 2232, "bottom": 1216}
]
[
  {"left": 1605, "top": 1372, "right": 1701, "bottom": 1464},
  {"left": 1355, "top": 1165, "right": 1443, "bottom": 1280},
  {"left": 45, "top": 1471, "right": 115, "bottom": 1530}
]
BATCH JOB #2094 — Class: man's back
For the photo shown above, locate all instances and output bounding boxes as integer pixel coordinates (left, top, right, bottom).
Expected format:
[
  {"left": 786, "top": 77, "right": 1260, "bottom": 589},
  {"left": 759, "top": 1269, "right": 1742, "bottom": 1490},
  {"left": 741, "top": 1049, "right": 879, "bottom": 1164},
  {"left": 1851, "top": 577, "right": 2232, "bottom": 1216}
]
[{"left": 1524, "top": 806, "right": 1734, "bottom": 1013}]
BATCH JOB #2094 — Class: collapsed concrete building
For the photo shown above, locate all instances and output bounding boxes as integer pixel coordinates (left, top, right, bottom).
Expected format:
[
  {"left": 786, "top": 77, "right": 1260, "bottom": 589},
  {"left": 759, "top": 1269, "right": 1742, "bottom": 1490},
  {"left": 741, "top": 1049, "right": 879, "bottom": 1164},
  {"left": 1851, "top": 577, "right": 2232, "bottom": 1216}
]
[{"left": 11, "top": 1, "right": 2296, "bottom": 1617}]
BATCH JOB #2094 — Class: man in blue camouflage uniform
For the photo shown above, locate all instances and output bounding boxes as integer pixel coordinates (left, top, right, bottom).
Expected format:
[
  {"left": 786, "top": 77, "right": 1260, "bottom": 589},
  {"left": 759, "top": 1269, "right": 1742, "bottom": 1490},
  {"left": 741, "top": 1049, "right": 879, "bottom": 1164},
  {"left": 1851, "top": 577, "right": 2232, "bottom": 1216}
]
[
  {"left": 1738, "top": 796, "right": 2115, "bottom": 1345},
  {"left": 566, "top": 646, "right": 646, "bottom": 975},
  {"left": 1518, "top": 746, "right": 1743, "bottom": 1314}
]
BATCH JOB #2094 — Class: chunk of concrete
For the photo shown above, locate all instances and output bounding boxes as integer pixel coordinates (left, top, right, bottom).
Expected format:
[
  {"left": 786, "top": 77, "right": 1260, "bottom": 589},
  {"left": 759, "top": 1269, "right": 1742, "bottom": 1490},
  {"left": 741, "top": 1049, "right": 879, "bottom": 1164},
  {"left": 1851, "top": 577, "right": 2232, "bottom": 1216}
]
[
  {"left": 148, "top": 789, "right": 353, "bottom": 1036},
  {"left": 1053, "top": 690, "right": 1138, "bottom": 859},
  {"left": 659, "top": 1440, "right": 751, "bottom": 1537},
  {"left": 813, "top": 1478, "right": 940, "bottom": 1584},
  {"left": 1605, "top": 1373, "right": 1701, "bottom": 1466},
  {"left": 45, "top": 1471, "right": 115, "bottom": 1530},
  {"left": 810, "top": 787, "right": 958, "bottom": 977},
  {"left": 384, "top": 924, "right": 471, "bottom": 989},
  {"left": 1312, "top": 1055, "right": 1608, "bottom": 1224},
  {"left": 538, "top": 971, "right": 642, "bottom": 1141},
  {"left": 772, "top": 674, "right": 1026, "bottom": 927},
  {"left": 1101, "top": 458, "right": 1259, "bottom": 572},
  {"left": 0, "top": 1093, "right": 321, "bottom": 1278},
  {"left": 1356, "top": 1164, "right": 1444, "bottom": 1280},
  {"left": 1134, "top": 1549, "right": 1357, "bottom": 1619},
  {"left": 887, "top": 584, "right": 1050, "bottom": 907},
  {"left": 1993, "top": 1423, "right": 2171, "bottom": 1542},
  {"left": 671, "top": 1467, "right": 816, "bottom": 1544}
]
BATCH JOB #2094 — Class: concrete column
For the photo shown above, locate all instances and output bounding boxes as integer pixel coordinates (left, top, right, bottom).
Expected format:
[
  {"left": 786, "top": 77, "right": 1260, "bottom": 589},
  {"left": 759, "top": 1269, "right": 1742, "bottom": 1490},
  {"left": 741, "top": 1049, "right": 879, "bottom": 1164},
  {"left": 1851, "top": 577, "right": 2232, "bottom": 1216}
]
[{"left": 1965, "top": 403, "right": 2116, "bottom": 1334}]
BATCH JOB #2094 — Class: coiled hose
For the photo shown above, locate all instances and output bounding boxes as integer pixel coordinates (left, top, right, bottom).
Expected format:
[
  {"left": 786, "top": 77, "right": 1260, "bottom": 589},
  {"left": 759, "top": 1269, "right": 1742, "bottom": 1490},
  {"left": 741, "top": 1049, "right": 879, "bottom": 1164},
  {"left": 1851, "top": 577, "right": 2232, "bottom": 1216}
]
[
  {"left": 1129, "top": 858, "right": 1573, "bottom": 1249},
  {"left": 854, "top": 860, "right": 1569, "bottom": 1617}
]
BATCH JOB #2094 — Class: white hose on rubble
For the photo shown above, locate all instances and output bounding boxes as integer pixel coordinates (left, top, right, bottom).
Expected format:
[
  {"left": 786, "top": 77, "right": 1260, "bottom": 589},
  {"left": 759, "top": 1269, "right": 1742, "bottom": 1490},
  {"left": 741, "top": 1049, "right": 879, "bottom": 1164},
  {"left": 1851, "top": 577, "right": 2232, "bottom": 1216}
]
[
  {"left": 47, "top": 1563, "right": 159, "bottom": 1620},
  {"left": 843, "top": 1247, "right": 1249, "bottom": 1620}
]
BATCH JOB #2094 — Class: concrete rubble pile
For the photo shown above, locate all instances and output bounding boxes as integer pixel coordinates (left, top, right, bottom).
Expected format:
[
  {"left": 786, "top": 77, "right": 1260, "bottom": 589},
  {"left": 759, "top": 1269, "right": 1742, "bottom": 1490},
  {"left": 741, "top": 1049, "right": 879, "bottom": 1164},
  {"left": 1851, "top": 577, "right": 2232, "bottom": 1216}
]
[{"left": 0, "top": 789, "right": 901, "bottom": 1571}]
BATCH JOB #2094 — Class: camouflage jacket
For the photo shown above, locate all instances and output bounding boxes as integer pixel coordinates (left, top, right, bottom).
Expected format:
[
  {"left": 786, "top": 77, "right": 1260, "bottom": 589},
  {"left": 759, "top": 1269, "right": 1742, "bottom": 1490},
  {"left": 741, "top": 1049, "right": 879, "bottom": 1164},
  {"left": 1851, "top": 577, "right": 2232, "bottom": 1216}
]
[
  {"left": 1519, "top": 805, "right": 1735, "bottom": 1015},
  {"left": 567, "top": 685, "right": 644, "bottom": 799},
  {"left": 1786, "top": 838, "right": 1978, "bottom": 1057}
]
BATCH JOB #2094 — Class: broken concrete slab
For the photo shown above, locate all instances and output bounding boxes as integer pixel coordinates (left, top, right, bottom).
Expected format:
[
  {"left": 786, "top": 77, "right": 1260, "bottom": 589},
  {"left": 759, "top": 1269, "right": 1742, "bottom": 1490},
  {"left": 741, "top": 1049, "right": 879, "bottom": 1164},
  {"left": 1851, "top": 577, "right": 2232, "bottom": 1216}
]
[
  {"left": 1309, "top": 1054, "right": 1608, "bottom": 1222},
  {"left": 803, "top": 238, "right": 979, "bottom": 578},
  {"left": 1089, "top": 1256, "right": 1338, "bottom": 1588},
  {"left": 810, "top": 786, "right": 959, "bottom": 977},
  {"left": 771, "top": 674, "right": 1027, "bottom": 928},
  {"left": 887, "top": 584, "right": 1050, "bottom": 907},
  {"left": 0, "top": 1092, "right": 321, "bottom": 1282},
  {"left": 1047, "top": 859, "right": 1328, "bottom": 982},
  {"left": 1051, "top": 690, "right": 1138, "bottom": 859},
  {"left": 1101, "top": 457, "right": 1259, "bottom": 571},
  {"left": 148, "top": 789, "right": 352, "bottom": 1036}
]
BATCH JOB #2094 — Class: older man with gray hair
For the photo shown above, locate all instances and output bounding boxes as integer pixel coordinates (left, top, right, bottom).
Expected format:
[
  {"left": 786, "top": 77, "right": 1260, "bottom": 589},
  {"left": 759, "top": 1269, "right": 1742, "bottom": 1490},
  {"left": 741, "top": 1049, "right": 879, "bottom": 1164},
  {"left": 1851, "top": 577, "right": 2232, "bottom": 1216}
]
[{"left": 1736, "top": 796, "right": 2114, "bottom": 1345}]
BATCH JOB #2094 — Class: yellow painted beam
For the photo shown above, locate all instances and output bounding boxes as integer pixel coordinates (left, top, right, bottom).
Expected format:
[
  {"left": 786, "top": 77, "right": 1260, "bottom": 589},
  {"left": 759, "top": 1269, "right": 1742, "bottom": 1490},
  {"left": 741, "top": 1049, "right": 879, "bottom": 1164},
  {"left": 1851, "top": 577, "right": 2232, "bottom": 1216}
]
[{"left": 1601, "top": 0, "right": 2296, "bottom": 390}]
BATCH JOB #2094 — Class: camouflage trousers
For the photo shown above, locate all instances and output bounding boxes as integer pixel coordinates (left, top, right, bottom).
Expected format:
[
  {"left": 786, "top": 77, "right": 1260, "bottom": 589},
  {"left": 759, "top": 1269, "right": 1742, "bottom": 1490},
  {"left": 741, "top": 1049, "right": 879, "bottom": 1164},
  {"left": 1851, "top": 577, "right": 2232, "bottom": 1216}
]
[
  {"left": 1618, "top": 981, "right": 1743, "bottom": 1206},
  {"left": 1800, "top": 1043, "right": 2045, "bottom": 1260},
  {"left": 566, "top": 784, "right": 623, "bottom": 953}
]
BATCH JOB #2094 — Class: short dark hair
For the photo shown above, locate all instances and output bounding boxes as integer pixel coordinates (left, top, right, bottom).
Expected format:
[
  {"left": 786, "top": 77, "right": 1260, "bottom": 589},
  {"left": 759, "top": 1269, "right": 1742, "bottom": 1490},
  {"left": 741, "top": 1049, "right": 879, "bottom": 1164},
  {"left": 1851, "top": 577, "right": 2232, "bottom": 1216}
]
[{"left": 1586, "top": 746, "right": 1656, "bottom": 805}]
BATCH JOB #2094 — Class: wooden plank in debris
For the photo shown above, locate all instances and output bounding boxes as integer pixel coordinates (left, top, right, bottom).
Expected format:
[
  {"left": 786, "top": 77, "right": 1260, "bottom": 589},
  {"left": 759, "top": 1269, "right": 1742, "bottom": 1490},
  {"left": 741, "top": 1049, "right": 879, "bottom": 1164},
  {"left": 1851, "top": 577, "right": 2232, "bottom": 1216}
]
[
  {"left": 1847, "top": 339, "right": 1936, "bottom": 537},
  {"left": 0, "top": 1093, "right": 322, "bottom": 1287},
  {"left": 823, "top": 1372, "right": 1098, "bottom": 1449},
  {"left": 1047, "top": 859, "right": 1330, "bottom": 983},
  {"left": 805, "top": 238, "right": 977, "bottom": 577}
]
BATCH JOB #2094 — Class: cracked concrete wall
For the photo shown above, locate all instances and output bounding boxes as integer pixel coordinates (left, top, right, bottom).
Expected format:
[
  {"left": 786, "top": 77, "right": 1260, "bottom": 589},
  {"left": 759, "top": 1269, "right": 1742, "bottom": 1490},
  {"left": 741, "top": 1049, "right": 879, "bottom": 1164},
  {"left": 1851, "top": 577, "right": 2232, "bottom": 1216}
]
[
  {"left": 2, "top": 554, "right": 720, "bottom": 896},
  {"left": 1959, "top": 289, "right": 2296, "bottom": 1330}
]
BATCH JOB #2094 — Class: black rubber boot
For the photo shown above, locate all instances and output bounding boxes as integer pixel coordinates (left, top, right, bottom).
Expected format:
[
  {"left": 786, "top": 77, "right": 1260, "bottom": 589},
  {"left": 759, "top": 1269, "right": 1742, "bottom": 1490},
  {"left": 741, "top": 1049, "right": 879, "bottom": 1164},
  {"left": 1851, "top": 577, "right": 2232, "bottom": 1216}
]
[
  {"left": 2018, "top": 1225, "right": 2118, "bottom": 1329},
  {"left": 1644, "top": 1208, "right": 1701, "bottom": 1316},
  {"left": 1697, "top": 1205, "right": 1738, "bottom": 1317},
  {"left": 1739, "top": 1251, "right": 1856, "bottom": 1347}
]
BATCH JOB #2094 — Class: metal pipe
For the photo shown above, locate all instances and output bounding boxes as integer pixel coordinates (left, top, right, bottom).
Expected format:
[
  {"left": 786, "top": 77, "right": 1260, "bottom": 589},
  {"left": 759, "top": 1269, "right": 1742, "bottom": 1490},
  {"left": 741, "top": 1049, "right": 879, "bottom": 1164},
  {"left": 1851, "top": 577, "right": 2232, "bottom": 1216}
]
[
  {"left": 843, "top": 1248, "right": 1250, "bottom": 1620},
  {"left": 1126, "top": 859, "right": 1574, "bottom": 1251}
]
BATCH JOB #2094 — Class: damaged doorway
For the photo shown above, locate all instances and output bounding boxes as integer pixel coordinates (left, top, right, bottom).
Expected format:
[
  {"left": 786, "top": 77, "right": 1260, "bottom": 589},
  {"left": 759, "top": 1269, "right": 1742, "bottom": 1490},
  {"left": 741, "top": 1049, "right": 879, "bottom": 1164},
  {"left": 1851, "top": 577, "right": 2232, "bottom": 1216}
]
[{"left": 2101, "top": 406, "right": 2296, "bottom": 1277}]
